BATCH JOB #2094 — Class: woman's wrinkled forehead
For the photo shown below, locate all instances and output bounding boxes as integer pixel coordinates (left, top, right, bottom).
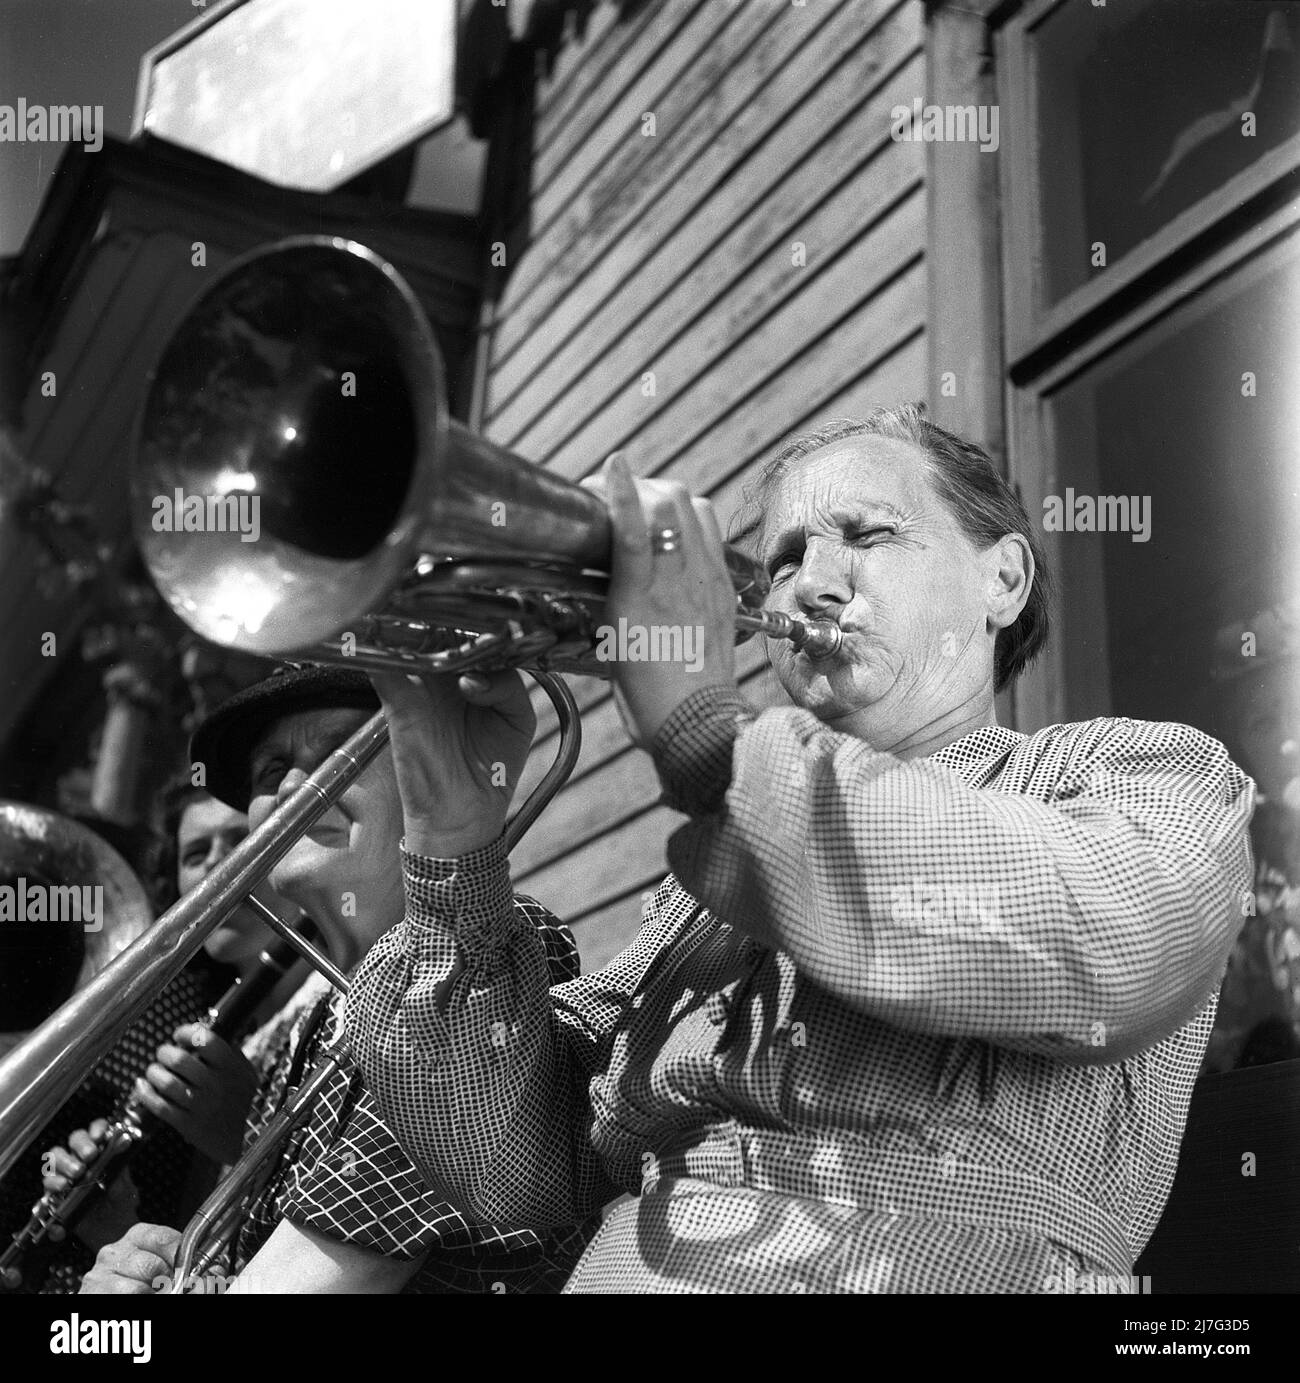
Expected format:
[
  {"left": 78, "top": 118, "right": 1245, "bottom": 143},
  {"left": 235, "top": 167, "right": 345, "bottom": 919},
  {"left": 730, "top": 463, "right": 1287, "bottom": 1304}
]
[{"left": 761, "top": 435, "right": 939, "bottom": 545}]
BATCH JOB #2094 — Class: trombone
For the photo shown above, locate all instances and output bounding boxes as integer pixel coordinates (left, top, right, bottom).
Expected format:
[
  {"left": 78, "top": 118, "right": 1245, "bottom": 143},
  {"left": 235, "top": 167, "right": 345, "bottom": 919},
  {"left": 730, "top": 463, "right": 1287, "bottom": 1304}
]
[{"left": 0, "top": 234, "right": 841, "bottom": 1285}]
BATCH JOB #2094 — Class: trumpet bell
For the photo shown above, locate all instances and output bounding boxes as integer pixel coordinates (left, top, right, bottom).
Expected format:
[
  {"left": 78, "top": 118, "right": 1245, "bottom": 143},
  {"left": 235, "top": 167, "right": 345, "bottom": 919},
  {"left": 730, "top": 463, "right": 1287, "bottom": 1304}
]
[
  {"left": 132, "top": 236, "right": 621, "bottom": 667},
  {"left": 132, "top": 237, "right": 443, "bottom": 656},
  {"left": 132, "top": 236, "right": 782, "bottom": 677}
]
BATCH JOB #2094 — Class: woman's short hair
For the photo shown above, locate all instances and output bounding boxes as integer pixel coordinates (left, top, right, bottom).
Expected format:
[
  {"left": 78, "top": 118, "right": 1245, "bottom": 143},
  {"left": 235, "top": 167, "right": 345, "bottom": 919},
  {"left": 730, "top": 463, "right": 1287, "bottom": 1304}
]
[{"left": 730, "top": 404, "right": 1051, "bottom": 693}]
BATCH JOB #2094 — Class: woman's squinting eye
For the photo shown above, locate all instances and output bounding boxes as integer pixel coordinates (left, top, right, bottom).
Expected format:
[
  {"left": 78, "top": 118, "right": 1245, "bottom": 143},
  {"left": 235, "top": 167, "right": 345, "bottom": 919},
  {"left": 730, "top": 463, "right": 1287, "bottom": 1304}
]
[
  {"left": 768, "top": 526, "right": 893, "bottom": 579},
  {"left": 767, "top": 547, "right": 801, "bottom": 579},
  {"left": 850, "top": 525, "right": 895, "bottom": 545}
]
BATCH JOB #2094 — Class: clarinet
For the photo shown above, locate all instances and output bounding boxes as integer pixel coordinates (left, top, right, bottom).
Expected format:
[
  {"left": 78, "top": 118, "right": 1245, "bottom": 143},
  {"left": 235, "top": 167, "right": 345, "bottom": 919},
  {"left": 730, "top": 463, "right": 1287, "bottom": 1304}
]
[{"left": 0, "top": 930, "right": 306, "bottom": 1291}]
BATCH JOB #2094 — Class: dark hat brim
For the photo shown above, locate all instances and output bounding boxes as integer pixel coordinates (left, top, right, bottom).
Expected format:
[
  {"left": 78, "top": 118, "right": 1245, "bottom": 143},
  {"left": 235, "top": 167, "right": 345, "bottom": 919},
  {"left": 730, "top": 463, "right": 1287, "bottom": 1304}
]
[{"left": 190, "top": 665, "right": 381, "bottom": 811}]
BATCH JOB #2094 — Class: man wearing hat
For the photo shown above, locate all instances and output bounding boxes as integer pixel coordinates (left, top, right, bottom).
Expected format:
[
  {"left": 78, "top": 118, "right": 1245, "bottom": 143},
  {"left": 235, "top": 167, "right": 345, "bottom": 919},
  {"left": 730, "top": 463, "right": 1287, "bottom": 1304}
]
[{"left": 81, "top": 665, "right": 592, "bottom": 1293}]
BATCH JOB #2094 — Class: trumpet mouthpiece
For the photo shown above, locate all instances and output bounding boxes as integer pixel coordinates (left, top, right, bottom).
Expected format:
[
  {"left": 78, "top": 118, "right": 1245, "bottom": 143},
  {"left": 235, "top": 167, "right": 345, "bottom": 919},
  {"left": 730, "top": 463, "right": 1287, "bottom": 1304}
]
[
  {"left": 748, "top": 610, "right": 843, "bottom": 659},
  {"left": 797, "top": 619, "right": 843, "bottom": 660}
]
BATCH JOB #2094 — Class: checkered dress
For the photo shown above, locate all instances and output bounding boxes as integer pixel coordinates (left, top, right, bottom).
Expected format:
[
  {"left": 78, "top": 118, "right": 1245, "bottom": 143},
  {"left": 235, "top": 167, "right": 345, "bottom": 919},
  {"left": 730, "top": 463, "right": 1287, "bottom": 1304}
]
[
  {"left": 231, "top": 913, "right": 593, "bottom": 1293},
  {"left": 345, "top": 691, "right": 1255, "bottom": 1293}
]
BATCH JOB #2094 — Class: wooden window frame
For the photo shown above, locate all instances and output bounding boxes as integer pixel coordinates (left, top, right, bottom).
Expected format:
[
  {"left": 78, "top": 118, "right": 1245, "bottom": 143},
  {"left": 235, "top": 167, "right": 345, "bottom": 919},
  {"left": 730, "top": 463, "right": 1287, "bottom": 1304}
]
[
  {"left": 929, "top": 0, "right": 1300, "bottom": 731},
  {"left": 999, "top": 0, "right": 1300, "bottom": 365}
]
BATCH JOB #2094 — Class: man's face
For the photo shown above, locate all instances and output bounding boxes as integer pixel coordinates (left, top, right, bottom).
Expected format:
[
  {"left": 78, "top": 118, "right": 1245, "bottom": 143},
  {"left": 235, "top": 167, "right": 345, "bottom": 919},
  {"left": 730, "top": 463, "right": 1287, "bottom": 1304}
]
[
  {"left": 177, "top": 796, "right": 269, "bottom": 967},
  {"left": 246, "top": 707, "right": 403, "bottom": 968},
  {"left": 760, "top": 435, "right": 1018, "bottom": 747}
]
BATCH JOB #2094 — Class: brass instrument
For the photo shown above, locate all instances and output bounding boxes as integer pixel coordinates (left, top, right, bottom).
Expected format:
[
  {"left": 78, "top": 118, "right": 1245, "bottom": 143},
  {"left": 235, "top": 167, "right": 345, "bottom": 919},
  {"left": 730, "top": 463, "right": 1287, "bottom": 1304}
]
[
  {"left": 129, "top": 235, "right": 842, "bottom": 674},
  {"left": 0, "top": 801, "right": 153, "bottom": 1007}
]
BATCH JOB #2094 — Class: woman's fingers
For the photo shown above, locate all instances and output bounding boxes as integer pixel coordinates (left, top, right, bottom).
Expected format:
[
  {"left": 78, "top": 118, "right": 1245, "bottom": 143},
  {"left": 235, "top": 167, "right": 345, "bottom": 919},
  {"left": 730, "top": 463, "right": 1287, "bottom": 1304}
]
[
  {"left": 42, "top": 1145, "right": 83, "bottom": 1191},
  {"left": 691, "top": 495, "right": 727, "bottom": 559},
  {"left": 143, "top": 1061, "right": 194, "bottom": 1108},
  {"left": 604, "top": 453, "right": 652, "bottom": 563},
  {"left": 173, "top": 1025, "right": 244, "bottom": 1075},
  {"left": 155, "top": 1044, "right": 208, "bottom": 1087},
  {"left": 68, "top": 1128, "right": 100, "bottom": 1162}
]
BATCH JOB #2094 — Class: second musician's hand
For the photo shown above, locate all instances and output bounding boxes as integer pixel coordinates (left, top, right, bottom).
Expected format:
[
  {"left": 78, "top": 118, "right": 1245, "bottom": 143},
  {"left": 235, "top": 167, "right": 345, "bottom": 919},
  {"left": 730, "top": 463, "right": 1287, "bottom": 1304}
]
[
  {"left": 370, "top": 668, "right": 537, "bottom": 858},
  {"left": 135, "top": 1023, "right": 256, "bottom": 1167},
  {"left": 40, "top": 1121, "right": 141, "bottom": 1252}
]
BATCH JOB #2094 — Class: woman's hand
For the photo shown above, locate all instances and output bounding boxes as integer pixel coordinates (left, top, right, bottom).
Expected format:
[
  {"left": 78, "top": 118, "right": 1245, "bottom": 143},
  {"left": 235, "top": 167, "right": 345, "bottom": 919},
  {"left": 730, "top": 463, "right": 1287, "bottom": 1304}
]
[
  {"left": 369, "top": 668, "right": 537, "bottom": 858},
  {"left": 583, "top": 453, "right": 738, "bottom": 745},
  {"left": 132, "top": 1023, "right": 257, "bottom": 1166}
]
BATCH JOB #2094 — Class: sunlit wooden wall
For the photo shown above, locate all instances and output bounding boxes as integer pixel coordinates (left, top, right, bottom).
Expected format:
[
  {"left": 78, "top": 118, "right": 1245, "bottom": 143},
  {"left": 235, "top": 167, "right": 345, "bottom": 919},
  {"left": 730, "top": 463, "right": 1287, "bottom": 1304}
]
[{"left": 483, "top": 0, "right": 929, "bottom": 969}]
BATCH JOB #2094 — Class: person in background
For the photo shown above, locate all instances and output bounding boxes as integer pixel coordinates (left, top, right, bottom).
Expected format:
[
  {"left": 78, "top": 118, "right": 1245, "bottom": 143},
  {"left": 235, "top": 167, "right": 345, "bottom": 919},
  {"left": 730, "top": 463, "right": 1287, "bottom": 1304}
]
[
  {"left": 4, "top": 784, "right": 287, "bottom": 1293},
  {"left": 41, "top": 783, "right": 308, "bottom": 1215}
]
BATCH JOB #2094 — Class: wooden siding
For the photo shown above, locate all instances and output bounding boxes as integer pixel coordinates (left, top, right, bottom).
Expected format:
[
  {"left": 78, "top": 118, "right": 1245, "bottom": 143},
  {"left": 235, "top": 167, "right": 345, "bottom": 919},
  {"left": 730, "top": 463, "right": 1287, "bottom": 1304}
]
[{"left": 485, "top": 0, "right": 929, "bottom": 969}]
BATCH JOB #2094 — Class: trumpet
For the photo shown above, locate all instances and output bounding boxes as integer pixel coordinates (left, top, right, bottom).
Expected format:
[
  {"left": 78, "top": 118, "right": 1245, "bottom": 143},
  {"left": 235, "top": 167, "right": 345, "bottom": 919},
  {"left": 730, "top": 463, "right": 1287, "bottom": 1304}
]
[{"left": 129, "top": 235, "right": 842, "bottom": 674}]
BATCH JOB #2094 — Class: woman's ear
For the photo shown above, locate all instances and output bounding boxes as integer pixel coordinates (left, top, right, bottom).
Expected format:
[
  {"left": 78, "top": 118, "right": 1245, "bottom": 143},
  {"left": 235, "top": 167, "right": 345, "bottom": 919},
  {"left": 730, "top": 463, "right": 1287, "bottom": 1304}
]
[{"left": 987, "top": 533, "right": 1033, "bottom": 633}]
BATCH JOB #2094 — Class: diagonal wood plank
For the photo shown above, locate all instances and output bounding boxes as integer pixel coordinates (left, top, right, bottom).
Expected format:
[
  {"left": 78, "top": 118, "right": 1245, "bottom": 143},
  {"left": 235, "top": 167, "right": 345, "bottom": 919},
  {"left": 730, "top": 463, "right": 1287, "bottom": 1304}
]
[
  {"left": 494, "top": 0, "right": 903, "bottom": 359},
  {"left": 491, "top": 30, "right": 922, "bottom": 442}
]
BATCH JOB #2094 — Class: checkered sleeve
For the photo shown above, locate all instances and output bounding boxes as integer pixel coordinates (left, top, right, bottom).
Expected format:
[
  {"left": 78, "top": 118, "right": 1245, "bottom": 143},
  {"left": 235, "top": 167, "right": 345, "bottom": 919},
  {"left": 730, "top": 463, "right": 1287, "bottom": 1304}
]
[
  {"left": 659, "top": 690, "right": 1255, "bottom": 1063},
  {"left": 344, "top": 839, "right": 622, "bottom": 1229},
  {"left": 651, "top": 684, "right": 754, "bottom": 816},
  {"left": 279, "top": 1069, "right": 495, "bottom": 1260}
]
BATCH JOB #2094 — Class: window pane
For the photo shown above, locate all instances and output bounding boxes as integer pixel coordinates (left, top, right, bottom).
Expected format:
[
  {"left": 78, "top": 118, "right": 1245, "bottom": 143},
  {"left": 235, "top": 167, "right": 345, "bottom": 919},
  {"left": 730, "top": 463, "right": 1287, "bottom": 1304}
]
[
  {"left": 1033, "top": 0, "right": 1300, "bottom": 308},
  {"left": 1044, "top": 235, "right": 1300, "bottom": 1070}
]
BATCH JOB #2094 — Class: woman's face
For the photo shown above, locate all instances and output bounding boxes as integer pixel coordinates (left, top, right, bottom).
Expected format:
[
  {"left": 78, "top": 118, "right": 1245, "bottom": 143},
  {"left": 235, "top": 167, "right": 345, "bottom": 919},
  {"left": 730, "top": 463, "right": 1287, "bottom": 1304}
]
[
  {"left": 176, "top": 795, "right": 277, "bottom": 968},
  {"left": 759, "top": 435, "right": 1027, "bottom": 748}
]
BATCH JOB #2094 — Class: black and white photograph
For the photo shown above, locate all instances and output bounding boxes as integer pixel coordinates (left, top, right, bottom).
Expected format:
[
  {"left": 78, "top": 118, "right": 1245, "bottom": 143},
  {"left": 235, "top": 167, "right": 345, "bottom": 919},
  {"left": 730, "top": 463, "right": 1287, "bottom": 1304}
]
[{"left": 0, "top": 0, "right": 1295, "bottom": 1342}]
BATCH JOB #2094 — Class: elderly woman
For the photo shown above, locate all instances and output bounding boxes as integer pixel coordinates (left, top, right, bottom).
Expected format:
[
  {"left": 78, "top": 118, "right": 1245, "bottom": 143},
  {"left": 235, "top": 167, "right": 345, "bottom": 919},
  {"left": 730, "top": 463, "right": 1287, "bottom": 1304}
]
[{"left": 347, "top": 405, "right": 1254, "bottom": 1293}]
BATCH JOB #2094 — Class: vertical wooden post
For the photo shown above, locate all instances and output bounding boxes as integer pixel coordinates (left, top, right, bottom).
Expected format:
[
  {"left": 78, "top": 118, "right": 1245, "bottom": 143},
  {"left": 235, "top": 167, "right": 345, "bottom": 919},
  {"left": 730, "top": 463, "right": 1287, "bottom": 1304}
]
[{"left": 925, "top": 0, "right": 1006, "bottom": 463}]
